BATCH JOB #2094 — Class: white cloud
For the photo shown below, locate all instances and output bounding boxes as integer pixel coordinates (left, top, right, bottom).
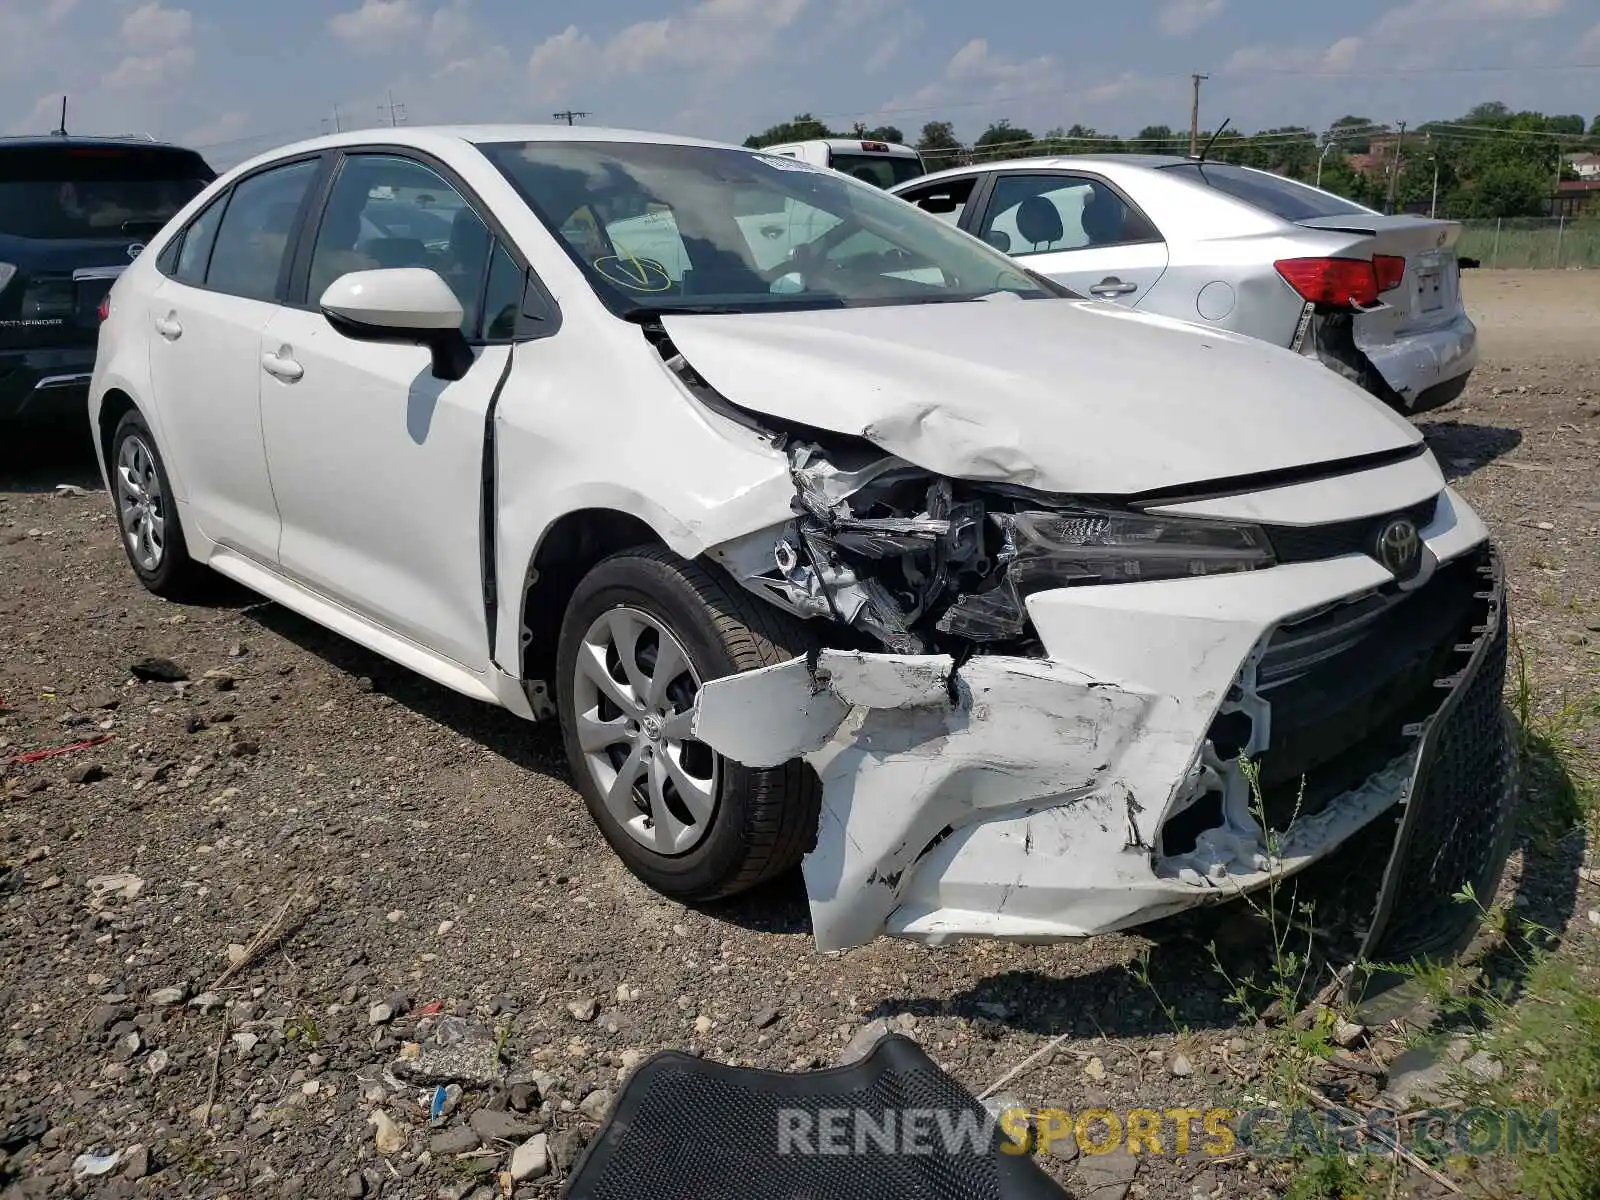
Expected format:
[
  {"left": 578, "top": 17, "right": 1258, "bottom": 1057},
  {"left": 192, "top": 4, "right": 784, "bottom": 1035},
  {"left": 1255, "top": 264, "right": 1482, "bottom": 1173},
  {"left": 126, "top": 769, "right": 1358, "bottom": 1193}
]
[
  {"left": 120, "top": 1, "right": 191, "bottom": 52},
  {"left": 107, "top": 3, "right": 194, "bottom": 93},
  {"left": 428, "top": 0, "right": 475, "bottom": 54},
  {"left": 1373, "top": 0, "right": 1565, "bottom": 38},
  {"left": 1157, "top": 0, "right": 1225, "bottom": 37},
  {"left": 525, "top": 24, "right": 597, "bottom": 104},
  {"left": 181, "top": 109, "right": 248, "bottom": 148},
  {"left": 1571, "top": 21, "right": 1600, "bottom": 56},
  {"left": 0, "top": 0, "right": 81, "bottom": 70},
  {"left": 328, "top": 0, "right": 424, "bottom": 49},
  {"left": 525, "top": 0, "right": 808, "bottom": 105},
  {"left": 609, "top": 0, "right": 807, "bottom": 74}
]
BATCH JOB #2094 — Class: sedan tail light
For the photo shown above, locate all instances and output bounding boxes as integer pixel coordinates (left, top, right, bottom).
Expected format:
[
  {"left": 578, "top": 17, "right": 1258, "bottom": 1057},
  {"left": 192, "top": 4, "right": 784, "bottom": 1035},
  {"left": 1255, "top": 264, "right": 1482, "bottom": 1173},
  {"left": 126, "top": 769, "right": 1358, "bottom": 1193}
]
[
  {"left": 97, "top": 295, "right": 111, "bottom": 322},
  {"left": 1274, "top": 257, "right": 1380, "bottom": 309},
  {"left": 1373, "top": 254, "right": 1407, "bottom": 293}
]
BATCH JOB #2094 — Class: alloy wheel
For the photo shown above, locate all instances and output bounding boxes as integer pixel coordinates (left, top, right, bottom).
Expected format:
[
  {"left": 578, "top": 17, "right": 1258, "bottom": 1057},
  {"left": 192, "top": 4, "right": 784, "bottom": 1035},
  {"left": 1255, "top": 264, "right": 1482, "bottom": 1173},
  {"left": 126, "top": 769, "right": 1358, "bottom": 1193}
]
[
  {"left": 570, "top": 606, "right": 718, "bottom": 855},
  {"left": 116, "top": 434, "right": 166, "bottom": 573}
]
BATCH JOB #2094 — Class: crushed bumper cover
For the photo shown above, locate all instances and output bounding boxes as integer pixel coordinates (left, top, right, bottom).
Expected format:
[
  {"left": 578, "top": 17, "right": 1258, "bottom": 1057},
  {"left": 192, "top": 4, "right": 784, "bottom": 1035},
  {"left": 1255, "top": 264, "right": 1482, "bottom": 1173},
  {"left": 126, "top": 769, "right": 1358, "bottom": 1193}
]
[
  {"left": 1359, "top": 311, "right": 1478, "bottom": 409},
  {"left": 1306, "top": 310, "right": 1477, "bottom": 413},
  {"left": 695, "top": 519, "right": 1513, "bottom": 954}
]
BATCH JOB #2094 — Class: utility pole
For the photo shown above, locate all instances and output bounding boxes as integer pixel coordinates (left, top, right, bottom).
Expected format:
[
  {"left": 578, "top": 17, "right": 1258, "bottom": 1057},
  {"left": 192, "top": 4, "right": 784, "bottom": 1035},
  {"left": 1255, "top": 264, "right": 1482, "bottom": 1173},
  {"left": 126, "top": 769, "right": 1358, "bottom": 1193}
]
[
  {"left": 1188, "top": 74, "right": 1209, "bottom": 158},
  {"left": 1430, "top": 155, "right": 1440, "bottom": 219},
  {"left": 1385, "top": 120, "right": 1407, "bottom": 214},
  {"left": 552, "top": 110, "right": 590, "bottom": 126},
  {"left": 1316, "top": 128, "right": 1337, "bottom": 188},
  {"left": 52, "top": 95, "right": 69, "bottom": 136},
  {"left": 331, "top": 104, "right": 343, "bottom": 133},
  {"left": 381, "top": 90, "right": 406, "bottom": 127}
]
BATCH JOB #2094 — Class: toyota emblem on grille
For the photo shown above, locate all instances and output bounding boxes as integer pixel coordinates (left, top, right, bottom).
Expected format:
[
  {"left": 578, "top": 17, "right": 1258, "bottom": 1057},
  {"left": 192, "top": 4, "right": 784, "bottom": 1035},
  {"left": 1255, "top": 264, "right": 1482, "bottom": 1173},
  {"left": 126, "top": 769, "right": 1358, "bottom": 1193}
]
[
  {"left": 1374, "top": 517, "right": 1422, "bottom": 578},
  {"left": 127, "top": 243, "right": 145, "bottom": 261}
]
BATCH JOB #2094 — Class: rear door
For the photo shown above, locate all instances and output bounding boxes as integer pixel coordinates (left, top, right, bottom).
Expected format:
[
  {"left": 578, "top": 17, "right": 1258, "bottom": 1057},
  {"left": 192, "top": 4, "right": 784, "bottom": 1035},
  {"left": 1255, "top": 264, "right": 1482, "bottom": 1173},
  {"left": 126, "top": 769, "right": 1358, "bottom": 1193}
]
[
  {"left": 969, "top": 171, "right": 1169, "bottom": 305},
  {"left": 0, "top": 143, "right": 212, "bottom": 360},
  {"left": 145, "top": 155, "right": 325, "bottom": 560}
]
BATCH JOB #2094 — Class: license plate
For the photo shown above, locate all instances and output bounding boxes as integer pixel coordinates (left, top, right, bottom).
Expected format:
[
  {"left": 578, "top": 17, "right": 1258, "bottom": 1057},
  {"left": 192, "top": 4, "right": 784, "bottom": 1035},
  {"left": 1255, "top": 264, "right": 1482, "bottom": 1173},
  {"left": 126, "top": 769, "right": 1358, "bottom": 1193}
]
[{"left": 1417, "top": 269, "right": 1443, "bottom": 312}]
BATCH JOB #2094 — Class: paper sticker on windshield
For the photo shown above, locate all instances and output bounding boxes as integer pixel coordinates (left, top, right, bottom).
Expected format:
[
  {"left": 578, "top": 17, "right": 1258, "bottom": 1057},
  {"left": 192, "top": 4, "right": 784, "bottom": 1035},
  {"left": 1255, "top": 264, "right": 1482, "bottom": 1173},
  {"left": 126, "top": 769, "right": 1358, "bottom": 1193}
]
[
  {"left": 594, "top": 254, "right": 673, "bottom": 292},
  {"left": 755, "top": 155, "right": 824, "bottom": 174}
]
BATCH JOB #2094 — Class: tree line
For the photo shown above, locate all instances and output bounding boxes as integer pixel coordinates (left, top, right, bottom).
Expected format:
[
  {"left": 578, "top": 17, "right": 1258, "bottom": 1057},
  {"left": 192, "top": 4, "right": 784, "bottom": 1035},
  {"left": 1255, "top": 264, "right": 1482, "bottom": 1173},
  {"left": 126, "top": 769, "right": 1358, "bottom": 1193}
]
[{"left": 744, "top": 104, "right": 1600, "bottom": 219}]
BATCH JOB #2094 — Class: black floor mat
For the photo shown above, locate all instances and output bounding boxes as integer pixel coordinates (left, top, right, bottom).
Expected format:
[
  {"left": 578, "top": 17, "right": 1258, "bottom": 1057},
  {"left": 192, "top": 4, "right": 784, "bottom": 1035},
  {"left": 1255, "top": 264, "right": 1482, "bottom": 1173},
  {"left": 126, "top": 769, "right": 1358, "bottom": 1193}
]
[{"left": 564, "top": 1033, "right": 1067, "bottom": 1199}]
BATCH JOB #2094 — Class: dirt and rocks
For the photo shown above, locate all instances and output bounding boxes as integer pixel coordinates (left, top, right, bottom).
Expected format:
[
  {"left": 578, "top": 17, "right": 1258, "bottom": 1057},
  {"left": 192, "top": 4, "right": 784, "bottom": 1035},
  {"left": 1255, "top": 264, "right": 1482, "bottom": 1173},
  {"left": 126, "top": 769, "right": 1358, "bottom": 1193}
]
[{"left": 0, "top": 270, "right": 1596, "bottom": 1199}]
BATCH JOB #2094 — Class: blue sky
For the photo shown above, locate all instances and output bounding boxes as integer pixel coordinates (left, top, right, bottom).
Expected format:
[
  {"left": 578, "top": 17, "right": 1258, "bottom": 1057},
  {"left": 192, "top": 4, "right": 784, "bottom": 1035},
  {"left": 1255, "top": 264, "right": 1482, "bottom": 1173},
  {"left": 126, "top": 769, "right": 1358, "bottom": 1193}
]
[{"left": 3, "top": 0, "right": 1597, "bottom": 165}]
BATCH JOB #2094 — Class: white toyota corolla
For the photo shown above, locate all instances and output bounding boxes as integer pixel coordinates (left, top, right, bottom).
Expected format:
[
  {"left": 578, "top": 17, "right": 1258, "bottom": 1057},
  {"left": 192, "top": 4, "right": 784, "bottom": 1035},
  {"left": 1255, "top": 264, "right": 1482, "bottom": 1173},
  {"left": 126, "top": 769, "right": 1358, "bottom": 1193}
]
[{"left": 90, "top": 126, "right": 1514, "bottom": 960}]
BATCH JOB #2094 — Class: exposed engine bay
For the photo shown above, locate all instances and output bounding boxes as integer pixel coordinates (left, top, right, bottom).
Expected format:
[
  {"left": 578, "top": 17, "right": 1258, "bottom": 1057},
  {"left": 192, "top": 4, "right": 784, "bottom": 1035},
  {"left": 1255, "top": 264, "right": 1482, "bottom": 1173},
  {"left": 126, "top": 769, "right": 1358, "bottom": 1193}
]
[{"left": 711, "top": 437, "right": 1274, "bottom": 655}]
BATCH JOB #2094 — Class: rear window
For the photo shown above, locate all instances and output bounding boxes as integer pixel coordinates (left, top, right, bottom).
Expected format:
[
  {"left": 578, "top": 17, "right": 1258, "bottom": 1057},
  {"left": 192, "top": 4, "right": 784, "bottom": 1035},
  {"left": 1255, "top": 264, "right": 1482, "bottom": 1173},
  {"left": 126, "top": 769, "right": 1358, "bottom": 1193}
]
[
  {"left": 0, "top": 144, "right": 214, "bottom": 241},
  {"left": 1160, "top": 161, "right": 1370, "bottom": 222},
  {"left": 828, "top": 153, "right": 926, "bottom": 189}
]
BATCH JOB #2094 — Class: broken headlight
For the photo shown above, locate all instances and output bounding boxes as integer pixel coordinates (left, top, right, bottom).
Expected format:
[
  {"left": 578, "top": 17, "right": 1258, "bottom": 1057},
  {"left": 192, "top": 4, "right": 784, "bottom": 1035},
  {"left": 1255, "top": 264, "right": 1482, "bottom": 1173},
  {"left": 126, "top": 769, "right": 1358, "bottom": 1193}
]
[{"left": 938, "top": 505, "right": 1275, "bottom": 641}]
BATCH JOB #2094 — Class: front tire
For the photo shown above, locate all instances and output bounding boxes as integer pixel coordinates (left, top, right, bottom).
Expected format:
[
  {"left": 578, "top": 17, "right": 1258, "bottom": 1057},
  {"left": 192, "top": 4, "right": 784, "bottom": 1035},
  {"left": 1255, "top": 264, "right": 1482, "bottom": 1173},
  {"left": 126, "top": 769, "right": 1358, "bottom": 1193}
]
[
  {"left": 555, "top": 547, "right": 820, "bottom": 902},
  {"left": 109, "top": 410, "right": 208, "bottom": 600}
]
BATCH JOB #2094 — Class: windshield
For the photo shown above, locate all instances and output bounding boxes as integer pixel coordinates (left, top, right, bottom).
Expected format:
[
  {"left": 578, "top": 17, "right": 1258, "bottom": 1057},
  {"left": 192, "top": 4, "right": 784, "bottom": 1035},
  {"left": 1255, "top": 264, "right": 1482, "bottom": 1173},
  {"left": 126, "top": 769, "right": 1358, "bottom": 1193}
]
[
  {"left": 1160, "top": 162, "right": 1372, "bottom": 222},
  {"left": 828, "top": 152, "right": 926, "bottom": 189},
  {"left": 0, "top": 145, "right": 213, "bottom": 241},
  {"left": 478, "top": 140, "right": 1052, "bottom": 316}
]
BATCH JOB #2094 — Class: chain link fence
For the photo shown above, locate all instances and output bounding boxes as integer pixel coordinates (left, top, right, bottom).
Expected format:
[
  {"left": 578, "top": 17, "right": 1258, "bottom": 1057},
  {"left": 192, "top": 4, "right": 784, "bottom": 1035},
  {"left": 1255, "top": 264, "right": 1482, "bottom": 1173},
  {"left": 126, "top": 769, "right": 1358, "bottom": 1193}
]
[{"left": 1455, "top": 217, "right": 1600, "bottom": 269}]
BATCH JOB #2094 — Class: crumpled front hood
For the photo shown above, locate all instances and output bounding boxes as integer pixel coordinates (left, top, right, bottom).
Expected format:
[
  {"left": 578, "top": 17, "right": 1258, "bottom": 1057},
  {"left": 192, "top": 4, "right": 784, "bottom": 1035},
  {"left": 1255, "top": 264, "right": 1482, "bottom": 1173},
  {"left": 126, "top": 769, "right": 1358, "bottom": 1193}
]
[{"left": 660, "top": 299, "right": 1422, "bottom": 495}]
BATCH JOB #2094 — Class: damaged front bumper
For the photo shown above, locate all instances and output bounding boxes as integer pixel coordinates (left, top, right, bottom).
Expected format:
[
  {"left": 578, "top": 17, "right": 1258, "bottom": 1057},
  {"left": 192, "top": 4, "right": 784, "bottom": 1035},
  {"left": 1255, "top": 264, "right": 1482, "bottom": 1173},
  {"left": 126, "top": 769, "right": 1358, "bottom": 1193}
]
[{"left": 695, "top": 503, "right": 1512, "bottom": 954}]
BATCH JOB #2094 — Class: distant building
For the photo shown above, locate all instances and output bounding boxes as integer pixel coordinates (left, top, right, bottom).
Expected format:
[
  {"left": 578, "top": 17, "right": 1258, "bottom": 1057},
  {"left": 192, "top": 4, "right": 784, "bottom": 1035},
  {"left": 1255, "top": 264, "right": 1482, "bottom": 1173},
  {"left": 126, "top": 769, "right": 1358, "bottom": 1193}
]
[
  {"left": 1565, "top": 152, "right": 1600, "bottom": 180},
  {"left": 1554, "top": 179, "right": 1600, "bottom": 218}
]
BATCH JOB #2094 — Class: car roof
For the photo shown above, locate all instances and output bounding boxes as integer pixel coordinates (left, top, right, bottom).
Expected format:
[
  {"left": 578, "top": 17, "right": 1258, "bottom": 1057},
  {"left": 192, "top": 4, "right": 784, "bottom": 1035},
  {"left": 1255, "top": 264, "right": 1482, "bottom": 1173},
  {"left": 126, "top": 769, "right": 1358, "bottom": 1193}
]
[
  {"left": 895, "top": 153, "right": 1194, "bottom": 189},
  {"left": 227, "top": 123, "right": 742, "bottom": 177},
  {"left": 0, "top": 134, "right": 196, "bottom": 153}
]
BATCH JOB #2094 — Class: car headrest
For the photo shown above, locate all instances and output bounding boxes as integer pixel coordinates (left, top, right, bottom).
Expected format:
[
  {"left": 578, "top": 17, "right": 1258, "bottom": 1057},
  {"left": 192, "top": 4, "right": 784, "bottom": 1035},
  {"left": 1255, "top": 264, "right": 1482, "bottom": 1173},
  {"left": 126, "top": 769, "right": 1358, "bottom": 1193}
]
[{"left": 1015, "top": 195, "right": 1064, "bottom": 248}]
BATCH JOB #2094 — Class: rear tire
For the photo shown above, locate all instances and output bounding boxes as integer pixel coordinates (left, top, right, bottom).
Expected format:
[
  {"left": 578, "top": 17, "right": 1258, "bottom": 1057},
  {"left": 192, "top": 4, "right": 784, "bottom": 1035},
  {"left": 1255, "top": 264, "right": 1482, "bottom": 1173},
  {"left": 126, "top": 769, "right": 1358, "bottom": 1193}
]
[
  {"left": 109, "top": 410, "right": 209, "bottom": 600},
  {"left": 555, "top": 547, "right": 820, "bottom": 902}
]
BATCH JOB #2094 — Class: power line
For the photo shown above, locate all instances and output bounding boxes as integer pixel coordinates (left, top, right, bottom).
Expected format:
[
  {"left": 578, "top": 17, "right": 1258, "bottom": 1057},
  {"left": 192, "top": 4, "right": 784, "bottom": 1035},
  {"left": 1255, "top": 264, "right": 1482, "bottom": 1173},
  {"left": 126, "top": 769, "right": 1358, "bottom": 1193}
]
[{"left": 552, "top": 109, "right": 590, "bottom": 126}]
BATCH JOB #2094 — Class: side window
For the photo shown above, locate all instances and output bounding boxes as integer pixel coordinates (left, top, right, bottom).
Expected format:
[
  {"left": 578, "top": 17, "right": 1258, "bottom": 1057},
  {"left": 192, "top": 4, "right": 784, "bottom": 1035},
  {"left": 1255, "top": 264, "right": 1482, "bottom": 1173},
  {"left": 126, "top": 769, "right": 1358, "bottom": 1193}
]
[
  {"left": 173, "top": 195, "right": 227, "bottom": 286},
  {"left": 307, "top": 154, "right": 489, "bottom": 335},
  {"left": 205, "top": 159, "right": 319, "bottom": 302},
  {"left": 896, "top": 178, "right": 977, "bottom": 227},
  {"left": 481, "top": 242, "right": 526, "bottom": 339},
  {"left": 978, "top": 174, "right": 1159, "bottom": 257}
]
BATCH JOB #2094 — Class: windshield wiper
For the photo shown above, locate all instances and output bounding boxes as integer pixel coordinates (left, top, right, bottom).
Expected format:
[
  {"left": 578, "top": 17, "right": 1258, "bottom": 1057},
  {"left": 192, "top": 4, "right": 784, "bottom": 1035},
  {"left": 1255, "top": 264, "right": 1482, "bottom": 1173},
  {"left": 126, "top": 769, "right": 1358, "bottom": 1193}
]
[{"left": 620, "top": 304, "right": 747, "bottom": 323}]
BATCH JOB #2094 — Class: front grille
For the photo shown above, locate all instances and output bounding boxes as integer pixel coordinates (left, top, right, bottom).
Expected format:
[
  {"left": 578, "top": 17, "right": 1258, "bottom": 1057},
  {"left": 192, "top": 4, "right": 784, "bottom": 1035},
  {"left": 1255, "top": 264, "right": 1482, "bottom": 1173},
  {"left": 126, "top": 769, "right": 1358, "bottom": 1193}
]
[
  {"left": 1248, "top": 551, "right": 1485, "bottom": 829},
  {"left": 1264, "top": 496, "right": 1438, "bottom": 565},
  {"left": 1361, "top": 550, "right": 1514, "bottom": 964}
]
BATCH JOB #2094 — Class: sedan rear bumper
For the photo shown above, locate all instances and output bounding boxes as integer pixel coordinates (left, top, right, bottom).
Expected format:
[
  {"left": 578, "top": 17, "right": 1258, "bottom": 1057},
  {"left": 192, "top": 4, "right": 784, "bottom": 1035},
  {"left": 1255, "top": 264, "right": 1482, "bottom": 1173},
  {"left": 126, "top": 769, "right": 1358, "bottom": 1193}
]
[
  {"left": 694, "top": 489, "right": 1512, "bottom": 955},
  {"left": 1357, "top": 311, "right": 1478, "bottom": 411},
  {"left": 0, "top": 346, "right": 97, "bottom": 423}
]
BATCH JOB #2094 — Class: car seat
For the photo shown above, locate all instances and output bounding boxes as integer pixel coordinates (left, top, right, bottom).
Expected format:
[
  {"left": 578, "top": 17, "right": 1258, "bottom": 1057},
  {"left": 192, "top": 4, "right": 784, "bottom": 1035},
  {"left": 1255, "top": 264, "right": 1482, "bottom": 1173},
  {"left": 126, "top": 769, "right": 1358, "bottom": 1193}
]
[
  {"left": 1079, "top": 188, "right": 1127, "bottom": 247},
  {"left": 1014, "top": 195, "right": 1065, "bottom": 251}
]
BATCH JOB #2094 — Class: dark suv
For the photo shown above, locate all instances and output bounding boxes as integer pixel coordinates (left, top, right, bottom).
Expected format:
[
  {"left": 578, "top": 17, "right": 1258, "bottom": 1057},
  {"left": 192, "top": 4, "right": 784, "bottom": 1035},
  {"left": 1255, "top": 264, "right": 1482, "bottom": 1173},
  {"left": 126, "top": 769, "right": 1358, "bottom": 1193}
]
[{"left": 1, "top": 137, "right": 214, "bottom": 427}]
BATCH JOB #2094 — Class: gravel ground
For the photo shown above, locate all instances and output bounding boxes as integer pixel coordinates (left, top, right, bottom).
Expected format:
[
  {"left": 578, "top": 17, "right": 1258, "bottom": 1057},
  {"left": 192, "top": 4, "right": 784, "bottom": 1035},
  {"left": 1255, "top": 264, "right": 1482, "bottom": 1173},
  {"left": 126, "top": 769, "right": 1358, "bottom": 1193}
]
[{"left": 1, "top": 270, "right": 1595, "bottom": 1200}]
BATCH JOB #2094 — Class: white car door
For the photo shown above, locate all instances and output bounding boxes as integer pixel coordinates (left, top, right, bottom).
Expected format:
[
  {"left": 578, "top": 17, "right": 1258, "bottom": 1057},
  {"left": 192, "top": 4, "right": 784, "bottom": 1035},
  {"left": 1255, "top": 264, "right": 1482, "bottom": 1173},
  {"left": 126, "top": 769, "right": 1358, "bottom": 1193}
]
[
  {"left": 256, "top": 152, "right": 524, "bottom": 669},
  {"left": 144, "top": 156, "right": 323, "bottom": 559},
  {"left": 972, "top": 171, "right": 1169, "bottom": 307}
]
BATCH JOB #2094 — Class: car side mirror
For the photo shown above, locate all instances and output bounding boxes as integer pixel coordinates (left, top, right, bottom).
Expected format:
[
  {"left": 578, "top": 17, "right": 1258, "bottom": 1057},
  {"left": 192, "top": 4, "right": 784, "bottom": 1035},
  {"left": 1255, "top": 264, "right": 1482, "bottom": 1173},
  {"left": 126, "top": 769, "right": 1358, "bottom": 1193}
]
[
  {"left": 917, "top": 194, "right": 960, "bottom": 214},
  {"left": 319, "top": 268, "right": 474, "bottom": 382},
  {"left": 983, "top": 230, "right": 1013, "bottom": 254}
]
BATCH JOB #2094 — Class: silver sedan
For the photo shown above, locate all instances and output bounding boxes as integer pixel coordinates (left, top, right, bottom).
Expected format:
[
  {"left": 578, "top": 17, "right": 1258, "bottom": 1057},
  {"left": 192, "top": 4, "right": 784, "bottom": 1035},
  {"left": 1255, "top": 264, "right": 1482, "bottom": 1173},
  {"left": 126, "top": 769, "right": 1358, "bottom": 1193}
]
[{"left": 890, "top": 155, "right": 1477, "bottom": 416}]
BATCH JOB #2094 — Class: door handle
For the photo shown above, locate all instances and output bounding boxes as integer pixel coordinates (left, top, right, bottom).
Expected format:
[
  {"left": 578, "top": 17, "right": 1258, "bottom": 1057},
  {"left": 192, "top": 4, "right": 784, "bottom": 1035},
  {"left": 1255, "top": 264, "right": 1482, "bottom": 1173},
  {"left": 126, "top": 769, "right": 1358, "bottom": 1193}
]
[
  {"left": 1089, "top": 278, "right": 1138, "bottom": 298},
  {"left": 153, "top": 313, "right": 183, "bottom": 340},
  {"left": 261, "top": 349, "right": 304, "bottom": 383}
]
